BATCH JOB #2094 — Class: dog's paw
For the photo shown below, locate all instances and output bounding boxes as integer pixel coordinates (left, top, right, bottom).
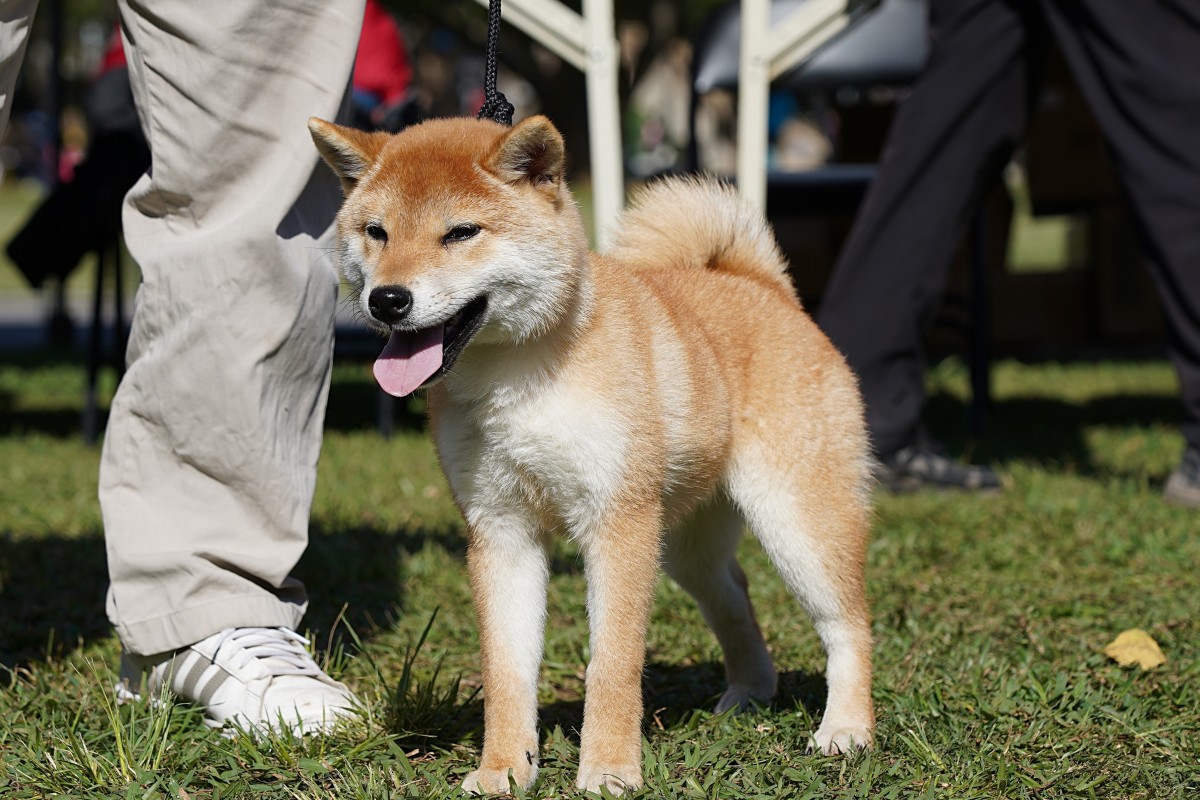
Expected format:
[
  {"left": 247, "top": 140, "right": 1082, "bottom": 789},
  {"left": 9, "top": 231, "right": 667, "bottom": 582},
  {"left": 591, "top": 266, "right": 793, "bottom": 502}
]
[
  {"left": 460, "top": 763, "right": 536, "bottom": 795},
  {"left": 576, "top": 762, "right": 641, "bottom": 795},
  {"left": 808, "top": 723, "right": 873, "bottom": 756}
]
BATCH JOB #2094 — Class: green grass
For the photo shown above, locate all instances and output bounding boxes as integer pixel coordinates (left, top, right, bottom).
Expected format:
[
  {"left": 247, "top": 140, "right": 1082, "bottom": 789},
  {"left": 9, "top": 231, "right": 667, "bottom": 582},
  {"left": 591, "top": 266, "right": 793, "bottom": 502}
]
[
  {"left": 1003, "top": 165, "right": 1085, "bottom": 274},
  {"left": 1, "top": 350, "right": 1198, "bottom": 798}
]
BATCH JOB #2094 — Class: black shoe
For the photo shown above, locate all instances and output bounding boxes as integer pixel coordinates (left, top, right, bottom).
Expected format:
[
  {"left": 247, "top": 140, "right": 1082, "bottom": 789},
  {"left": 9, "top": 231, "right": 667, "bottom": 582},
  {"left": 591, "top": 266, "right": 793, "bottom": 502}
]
[
  {"left": 1163, "top": 446, "right": 1200, "bottom": 508},
  {"left": 875, "top": 434, "right": 1001, "bottom": 494}
]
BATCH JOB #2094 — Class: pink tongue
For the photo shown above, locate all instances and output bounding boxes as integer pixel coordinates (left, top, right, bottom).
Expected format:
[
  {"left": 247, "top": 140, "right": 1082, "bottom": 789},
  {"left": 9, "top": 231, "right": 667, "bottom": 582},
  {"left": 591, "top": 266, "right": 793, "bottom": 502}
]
[{"left": 373, "top": 326, "right": 444, "bottom": 397}]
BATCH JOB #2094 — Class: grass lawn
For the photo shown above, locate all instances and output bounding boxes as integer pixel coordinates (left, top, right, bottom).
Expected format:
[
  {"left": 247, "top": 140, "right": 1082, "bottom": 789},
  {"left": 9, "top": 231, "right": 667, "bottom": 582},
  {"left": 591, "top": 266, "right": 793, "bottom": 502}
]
[{"left": 0, "top": 348, "right": 1196, "bottom": 799}]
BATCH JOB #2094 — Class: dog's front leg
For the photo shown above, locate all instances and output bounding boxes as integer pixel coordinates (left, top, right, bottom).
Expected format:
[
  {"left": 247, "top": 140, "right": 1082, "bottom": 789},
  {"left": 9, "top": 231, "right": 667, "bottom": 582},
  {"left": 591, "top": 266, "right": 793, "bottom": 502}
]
[
  {"left": 460, "top": 518, "right": 550, "bottom": 795},
  {"left": 576, "top": 506, "right": 663, "bottom": 794}
]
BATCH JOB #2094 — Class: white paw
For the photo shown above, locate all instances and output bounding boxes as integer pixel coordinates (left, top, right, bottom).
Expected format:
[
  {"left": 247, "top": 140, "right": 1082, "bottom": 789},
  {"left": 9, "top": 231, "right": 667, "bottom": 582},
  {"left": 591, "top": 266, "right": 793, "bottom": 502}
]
[
  {"left": 809, "top": 723, "right": 873, "bottom": 755},
  {"left": 576, "top": 763, "right": 641, "bottom": 795}
]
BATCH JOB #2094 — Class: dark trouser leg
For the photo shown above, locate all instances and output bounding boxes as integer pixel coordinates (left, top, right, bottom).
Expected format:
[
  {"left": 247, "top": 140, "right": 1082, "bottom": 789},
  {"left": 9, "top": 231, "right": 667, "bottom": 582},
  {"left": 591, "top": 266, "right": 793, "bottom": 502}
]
[
  {"left": 1043, "top": 0, "right": 1200, "bottom": 449},
  {"left": 817, "top": 0, "right": 1044, "bottom": 454}
]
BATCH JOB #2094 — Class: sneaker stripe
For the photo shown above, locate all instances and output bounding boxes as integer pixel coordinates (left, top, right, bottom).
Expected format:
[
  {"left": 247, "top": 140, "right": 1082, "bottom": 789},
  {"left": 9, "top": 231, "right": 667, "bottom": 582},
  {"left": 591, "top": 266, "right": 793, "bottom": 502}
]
[
  {"left": 193, "top": 664, "right": 233, "bottom": 708},
  {"left": 174, "top": 651, "right": 210, "bottom": 699},
  {"left": 149, "top": 653, "right": 180, "bottom": 693}
]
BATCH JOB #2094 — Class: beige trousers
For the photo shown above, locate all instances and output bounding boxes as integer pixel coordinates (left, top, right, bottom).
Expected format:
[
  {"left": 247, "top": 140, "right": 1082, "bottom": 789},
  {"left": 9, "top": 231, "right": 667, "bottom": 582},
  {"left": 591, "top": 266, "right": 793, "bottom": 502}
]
[
  {"left": 2, "top": 0, "right": 367, "bottom": 655},
  {"left": 0, "top": 1, "right": 37, "bottom": 135}
]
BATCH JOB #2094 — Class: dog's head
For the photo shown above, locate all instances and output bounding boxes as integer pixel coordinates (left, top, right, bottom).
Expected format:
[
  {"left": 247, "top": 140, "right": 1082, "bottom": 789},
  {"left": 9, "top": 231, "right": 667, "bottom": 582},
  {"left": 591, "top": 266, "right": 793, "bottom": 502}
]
[{"left": 309, "top": 115, "right": 588, "bottom": 396}]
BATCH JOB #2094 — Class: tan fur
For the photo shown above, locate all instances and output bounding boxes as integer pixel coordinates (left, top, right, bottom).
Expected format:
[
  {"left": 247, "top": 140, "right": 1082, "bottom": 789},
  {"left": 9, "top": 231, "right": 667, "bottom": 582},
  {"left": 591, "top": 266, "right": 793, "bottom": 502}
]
[{"left": 310, "top": 115, "right": 876, "bottom": 794}]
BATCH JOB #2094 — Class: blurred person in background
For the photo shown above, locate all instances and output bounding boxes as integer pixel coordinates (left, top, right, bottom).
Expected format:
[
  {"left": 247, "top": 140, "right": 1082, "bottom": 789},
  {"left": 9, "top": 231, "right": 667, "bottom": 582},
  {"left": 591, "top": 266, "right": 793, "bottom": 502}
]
[{"left": 817, "top": 0, "right": 1200, "bottom": 505}]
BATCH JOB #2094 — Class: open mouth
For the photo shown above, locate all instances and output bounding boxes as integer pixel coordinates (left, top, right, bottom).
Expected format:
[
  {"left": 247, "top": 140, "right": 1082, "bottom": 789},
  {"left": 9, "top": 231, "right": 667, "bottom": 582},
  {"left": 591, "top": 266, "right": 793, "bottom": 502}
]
[
  {"left": 372, "top": 295, "right": 488, "bottom": 397},
  {"left": 437, "top": 294, "right": 489, "bottom": 378}
]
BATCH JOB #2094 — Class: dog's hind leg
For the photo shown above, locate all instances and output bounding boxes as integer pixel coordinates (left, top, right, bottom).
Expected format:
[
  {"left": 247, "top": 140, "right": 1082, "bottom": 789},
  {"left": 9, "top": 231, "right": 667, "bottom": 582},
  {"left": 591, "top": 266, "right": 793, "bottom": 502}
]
[
  {"left": 724, "top": 441, "right": 875, "bottom": 755},
  {"left": 663, "top": 496, "right": 777, "bottom": 713}
]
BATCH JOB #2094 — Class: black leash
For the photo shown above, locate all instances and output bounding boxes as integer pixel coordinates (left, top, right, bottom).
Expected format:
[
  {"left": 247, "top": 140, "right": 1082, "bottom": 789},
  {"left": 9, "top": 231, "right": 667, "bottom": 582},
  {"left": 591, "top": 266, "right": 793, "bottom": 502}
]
[{"left": 476, "top": 0, "right": 515, "bottom": 126}]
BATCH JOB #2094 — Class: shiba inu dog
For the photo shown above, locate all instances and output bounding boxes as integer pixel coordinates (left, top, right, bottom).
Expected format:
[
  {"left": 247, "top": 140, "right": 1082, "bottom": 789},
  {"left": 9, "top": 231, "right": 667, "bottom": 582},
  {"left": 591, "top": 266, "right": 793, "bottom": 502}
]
[{"left": 309, "top": 114, "right": 875, "bottom": 794}]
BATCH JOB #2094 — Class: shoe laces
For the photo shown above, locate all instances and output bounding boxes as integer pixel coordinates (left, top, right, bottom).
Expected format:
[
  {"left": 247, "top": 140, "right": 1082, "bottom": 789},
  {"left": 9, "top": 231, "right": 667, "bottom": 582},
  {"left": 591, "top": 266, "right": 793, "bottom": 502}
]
[{"left": 210, "top": 627, "right": 324, "bottom": 679}]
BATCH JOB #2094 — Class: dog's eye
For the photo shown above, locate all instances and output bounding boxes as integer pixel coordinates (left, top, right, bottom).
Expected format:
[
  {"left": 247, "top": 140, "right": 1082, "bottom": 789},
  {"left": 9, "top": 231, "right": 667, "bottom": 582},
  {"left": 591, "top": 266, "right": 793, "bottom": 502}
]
[
  {"left": 443, "top": 224, "right": 480, "bottom": 244},
  {"left": 365, "top": 223, "right": 388, "bottom": 244}
]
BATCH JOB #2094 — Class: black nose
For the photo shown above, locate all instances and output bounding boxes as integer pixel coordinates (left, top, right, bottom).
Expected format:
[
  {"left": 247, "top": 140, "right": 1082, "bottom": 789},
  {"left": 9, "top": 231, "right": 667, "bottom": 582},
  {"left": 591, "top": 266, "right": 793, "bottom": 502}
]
[{"left": 368, "top": 286, "right": 413, "bottom": 325}]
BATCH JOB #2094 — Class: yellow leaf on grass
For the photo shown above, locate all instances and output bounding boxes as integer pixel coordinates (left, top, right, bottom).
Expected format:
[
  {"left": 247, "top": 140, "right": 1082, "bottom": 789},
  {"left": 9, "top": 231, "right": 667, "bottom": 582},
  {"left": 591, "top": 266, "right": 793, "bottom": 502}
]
[{"left": 1103, "top": 628, "right": 1166, "bottom": 670}]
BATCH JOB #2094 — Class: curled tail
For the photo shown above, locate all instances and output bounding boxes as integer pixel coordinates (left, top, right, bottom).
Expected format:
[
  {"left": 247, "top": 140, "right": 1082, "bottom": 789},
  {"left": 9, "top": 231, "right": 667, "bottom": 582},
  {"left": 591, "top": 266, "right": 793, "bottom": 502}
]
[{"left": 603, "top": 175, "right": 794, "bottom": 294}]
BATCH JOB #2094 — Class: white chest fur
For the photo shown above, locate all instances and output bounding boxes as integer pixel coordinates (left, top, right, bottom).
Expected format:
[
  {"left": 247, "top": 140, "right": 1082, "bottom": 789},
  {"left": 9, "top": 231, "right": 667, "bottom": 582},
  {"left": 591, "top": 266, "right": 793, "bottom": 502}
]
[{"left": 435, "top": 382, "right": 630, "bottom": 538}]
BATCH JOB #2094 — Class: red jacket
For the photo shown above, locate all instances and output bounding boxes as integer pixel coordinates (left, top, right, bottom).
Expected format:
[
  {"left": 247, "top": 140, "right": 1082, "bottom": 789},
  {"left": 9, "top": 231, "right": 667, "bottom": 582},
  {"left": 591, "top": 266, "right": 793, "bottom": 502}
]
[{"left": 354, "top": 0, "right": 412, "bottom": 106}]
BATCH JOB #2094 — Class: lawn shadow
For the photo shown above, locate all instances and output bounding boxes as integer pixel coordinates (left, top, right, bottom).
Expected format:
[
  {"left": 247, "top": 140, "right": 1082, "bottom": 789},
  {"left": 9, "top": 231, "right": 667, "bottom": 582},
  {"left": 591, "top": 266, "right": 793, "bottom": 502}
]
[
  {"left": 0, "top": 407, "right": 105, "bottom": 437},
  {"left": 643, "top": 662, "right": 828, "bottom": 729},
  {"left": 536, "top": 662, "right": 828, "bottom": 743},
  {"left": 0, "top": 530, "right": 112, "bottom": 667},
  {"left": 323, "top": 363, "right": 429, "bottom": 434},
  {"left": 0, "top": 344, "right": 90, "bottom": 370},
  {"left": 928, "top": 387, "right": 1185, "bottom": 478},
  {"left": 0, "top": 345, "right": 112, "bottom": 438},
  {"left": 293, "top": 522, "right": 469, "bottom": 653},
  {"left": 0, "top": 345, "right": 428, "bottom": 438},
  {"left": 0, "top": 522, "right": 427, "bottom": 670}
]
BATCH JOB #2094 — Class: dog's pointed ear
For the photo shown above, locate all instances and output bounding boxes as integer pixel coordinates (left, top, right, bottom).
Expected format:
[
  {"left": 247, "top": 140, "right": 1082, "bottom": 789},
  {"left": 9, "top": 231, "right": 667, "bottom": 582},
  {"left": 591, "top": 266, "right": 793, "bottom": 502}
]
[
  {"left": 488, "top": 115, "right": 565, "bottom": 191},
  {"left": 308, "top": 117, "right": 386, "bottom": 194}
]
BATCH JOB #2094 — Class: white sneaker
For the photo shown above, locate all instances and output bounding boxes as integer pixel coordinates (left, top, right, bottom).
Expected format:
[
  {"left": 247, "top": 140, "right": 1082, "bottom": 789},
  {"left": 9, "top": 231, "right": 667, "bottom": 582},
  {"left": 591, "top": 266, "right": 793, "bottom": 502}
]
[{"left": 115, "top": 627, "right": 359, "bottom": 735}]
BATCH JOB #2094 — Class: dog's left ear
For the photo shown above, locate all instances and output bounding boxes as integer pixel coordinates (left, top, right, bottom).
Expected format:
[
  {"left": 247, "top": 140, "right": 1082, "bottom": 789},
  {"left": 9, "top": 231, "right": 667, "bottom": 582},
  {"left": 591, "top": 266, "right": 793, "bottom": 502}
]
[
  {"left": 308, "top": 117, "right": 388, "bottom": 194},
  {"left": 488, "top": 115, "right": 565, "bottom": 192}
]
